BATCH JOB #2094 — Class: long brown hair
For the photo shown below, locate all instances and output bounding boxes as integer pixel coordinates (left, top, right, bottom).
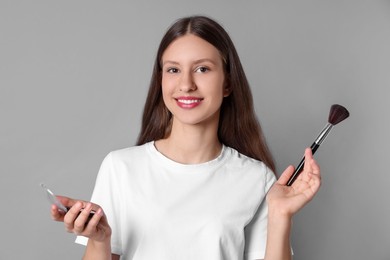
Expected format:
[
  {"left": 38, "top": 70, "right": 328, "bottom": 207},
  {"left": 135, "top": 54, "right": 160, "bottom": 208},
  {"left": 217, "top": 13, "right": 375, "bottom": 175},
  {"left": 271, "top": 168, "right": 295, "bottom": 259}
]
[{"left": 136, "top": 16, "right": 275, "bottom": 172}]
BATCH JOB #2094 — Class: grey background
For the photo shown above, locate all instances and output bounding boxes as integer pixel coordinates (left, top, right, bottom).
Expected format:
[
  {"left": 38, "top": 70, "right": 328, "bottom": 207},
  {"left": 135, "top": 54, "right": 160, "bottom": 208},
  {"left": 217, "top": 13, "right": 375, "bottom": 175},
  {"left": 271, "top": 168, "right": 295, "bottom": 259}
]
[{"left": 1, "top": 0, "right": 389, "bottom": 259}]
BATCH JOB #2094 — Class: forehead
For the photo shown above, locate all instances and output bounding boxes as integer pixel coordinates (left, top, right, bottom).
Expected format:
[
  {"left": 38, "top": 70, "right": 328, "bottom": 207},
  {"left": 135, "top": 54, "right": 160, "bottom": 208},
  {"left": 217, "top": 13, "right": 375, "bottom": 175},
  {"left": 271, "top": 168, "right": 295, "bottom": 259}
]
[{"left": 162, "top": 34, "right": 222, "bottom": 63}]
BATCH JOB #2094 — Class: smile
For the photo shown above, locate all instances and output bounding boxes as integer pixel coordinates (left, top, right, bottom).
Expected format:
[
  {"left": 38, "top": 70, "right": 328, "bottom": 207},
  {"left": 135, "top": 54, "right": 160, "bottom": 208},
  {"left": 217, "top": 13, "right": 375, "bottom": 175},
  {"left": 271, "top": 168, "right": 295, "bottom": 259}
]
[
  {"left": 175, "top": 97, "right": 203, "bottom": 108},
  {"left": 177, "top": 99, "right": 201, "bottom": 104}
]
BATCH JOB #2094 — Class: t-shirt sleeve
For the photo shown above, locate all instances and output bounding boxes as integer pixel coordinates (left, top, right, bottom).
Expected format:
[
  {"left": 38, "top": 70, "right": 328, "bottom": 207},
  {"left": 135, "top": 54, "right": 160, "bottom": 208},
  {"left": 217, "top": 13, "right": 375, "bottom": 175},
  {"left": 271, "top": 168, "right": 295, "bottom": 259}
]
[
  {"left": 244, "top": 167, "right": 276, "bottom": 260},
  {"left": 74, "top": 152, "right": 123, "bottom": 255}
]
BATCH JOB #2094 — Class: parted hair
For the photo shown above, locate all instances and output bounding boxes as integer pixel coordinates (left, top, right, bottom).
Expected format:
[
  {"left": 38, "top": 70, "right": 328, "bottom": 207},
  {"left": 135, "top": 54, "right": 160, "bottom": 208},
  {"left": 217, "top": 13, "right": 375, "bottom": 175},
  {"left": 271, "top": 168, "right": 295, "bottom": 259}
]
[{"left": 136, "top": 16, "right": 275, "bottom": 172}]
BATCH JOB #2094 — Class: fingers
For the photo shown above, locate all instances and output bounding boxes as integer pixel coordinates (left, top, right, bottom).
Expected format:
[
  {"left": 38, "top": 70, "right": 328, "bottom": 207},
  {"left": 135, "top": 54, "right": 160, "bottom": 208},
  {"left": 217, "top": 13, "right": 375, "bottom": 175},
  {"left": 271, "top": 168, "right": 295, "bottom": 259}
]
[
  {"left": 304, "top": 147, "right": 313, "bottom": 159},
  {"left": 301, "top": 148, "right": 321, "bottom": 181},
  {"left": 277, "top": 165, "right": 295, "bottom": 185},
  {"left": 296, "top": 148, "right": 322, "bottom": 198},
  {"left": 81, "top": 208, "right": 105, "bottom": 237},
  {"left": 49, "top": 196, "right": 109, "bottom": 241},
  {"left": 64, "top": 201, "right": 83, "bottom": 232},
  {"left": 279, "top": 148, "right": 321, "bottom": 188},
  {"left": 307, "top": 156, "right": 321, "bottom": 189},
  {"left": 73, "top": 203, "right": 95, "bottom": 233},
  {"left": 50, "top": 195, "right": 73, "bottom": 221},
  {"left": 56, "top": 195, "right": 75, "bottom": 207},
  {"left": 51, "top": 204, "right": 65, "bottom": 221},
  {"left": 63, "top": 201, "right": 104, "bottom": 236}
]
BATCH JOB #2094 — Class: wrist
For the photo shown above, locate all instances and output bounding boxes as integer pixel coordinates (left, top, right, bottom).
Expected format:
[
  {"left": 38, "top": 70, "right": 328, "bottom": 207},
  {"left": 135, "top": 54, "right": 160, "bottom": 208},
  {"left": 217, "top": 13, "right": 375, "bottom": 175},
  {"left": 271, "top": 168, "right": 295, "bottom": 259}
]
[
  {"left": 268, "top": 210, "right": 292, "bottom": 226},
  {"left": 92, "top": 234, "right": 111, "bottom": 244},
  {"left": 267, "top": 199, "right": 295, "bottom": 219},
  {"left": 85, "top": 236, "right": 112, "bottom": 260}
]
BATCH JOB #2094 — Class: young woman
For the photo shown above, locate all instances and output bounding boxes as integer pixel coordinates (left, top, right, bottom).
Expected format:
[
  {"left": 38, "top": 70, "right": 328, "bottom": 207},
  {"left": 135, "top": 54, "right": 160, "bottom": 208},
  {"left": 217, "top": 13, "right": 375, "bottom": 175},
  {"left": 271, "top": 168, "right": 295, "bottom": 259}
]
[{"left": 51, "top": 16, "right": 321, "bottom": 260}]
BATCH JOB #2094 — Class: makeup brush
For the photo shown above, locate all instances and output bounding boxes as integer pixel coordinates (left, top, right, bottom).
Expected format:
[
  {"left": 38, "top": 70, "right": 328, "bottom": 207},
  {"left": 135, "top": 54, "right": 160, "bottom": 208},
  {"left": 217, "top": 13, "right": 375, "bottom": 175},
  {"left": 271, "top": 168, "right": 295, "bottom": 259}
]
[{"left": 286, "top": 104, "right": 350, "bottom": 186}]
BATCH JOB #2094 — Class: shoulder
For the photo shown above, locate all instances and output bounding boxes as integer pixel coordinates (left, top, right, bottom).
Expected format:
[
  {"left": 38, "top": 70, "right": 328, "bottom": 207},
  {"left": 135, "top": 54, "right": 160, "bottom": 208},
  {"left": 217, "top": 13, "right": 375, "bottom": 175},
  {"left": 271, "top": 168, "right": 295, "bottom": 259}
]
[
  {"left": 224, "top": 146, "right": 272, "bottom": 173},
  {"left": 106, "top": 142, "right": 152, "bottom": 162},
  {"left": 97, "top": 142, "right": 153, "bottom": 175},
  {"left": 95, "top": 142, "right": 154, "bottom": 181},
  {"left": 223, "top": 145, "right": 276, "bottom": 187}
]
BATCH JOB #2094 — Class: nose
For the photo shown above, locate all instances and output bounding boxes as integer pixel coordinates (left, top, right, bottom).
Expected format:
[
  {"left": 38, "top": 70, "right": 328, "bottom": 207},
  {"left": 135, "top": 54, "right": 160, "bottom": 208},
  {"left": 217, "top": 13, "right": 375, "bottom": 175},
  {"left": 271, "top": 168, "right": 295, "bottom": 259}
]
[{"left": 179, "top": 71, "right": 196, "bottom": 92}]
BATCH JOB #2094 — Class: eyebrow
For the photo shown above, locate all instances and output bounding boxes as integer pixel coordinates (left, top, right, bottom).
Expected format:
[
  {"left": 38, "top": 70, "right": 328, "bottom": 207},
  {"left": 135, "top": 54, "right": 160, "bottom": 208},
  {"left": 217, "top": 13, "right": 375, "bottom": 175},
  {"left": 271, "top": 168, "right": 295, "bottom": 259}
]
[{"left": 162, "top": 58, "right": 218, "bottom": 66}]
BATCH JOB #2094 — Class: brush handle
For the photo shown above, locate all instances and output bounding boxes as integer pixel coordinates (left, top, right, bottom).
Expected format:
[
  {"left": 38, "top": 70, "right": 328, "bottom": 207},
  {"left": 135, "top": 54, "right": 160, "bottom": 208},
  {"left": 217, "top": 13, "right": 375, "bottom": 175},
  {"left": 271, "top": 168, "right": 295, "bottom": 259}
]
[
  {"left": 286, "top": 142, "right": 319, "bottom": 186},
  {"left": 286, "top": 122, "right": 334, "bottom": 186}
]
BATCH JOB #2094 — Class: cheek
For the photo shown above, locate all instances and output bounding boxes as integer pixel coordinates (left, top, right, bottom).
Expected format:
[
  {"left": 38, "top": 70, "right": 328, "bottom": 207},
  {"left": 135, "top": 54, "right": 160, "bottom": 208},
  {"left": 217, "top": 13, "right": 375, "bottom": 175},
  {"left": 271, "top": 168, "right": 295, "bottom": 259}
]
[
  {"left": 161, "top": 75, "right": 176, "bottom": 94},
  {"left": 161, "top": 86, "right": 170, "bottom": 106},
  {"left": 161, "top": 81, "right": 174, "bottom": 111},
  {"left": 209, "top": 77, "right": 226, "bottom": 99},
  {"left": 161, "top": 75, "right": 170, "bottom": 93}
]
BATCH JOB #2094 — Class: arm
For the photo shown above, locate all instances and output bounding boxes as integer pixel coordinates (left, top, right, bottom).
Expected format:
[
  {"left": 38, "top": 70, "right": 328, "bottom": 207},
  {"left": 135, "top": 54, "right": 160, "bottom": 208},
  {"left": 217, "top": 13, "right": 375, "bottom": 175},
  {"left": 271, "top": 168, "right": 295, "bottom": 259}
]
[
  {"left": 264, "top": 148, "right": 321, "bottom": 260},
  {"left": 264, "top": 213, "right": 292, "bottom": 260},
  {"left": 82, "top": 238, "right": 112, "bottom": 260},
  {"left": 83, "top": 239, "right": 120, "bottom": 260}
]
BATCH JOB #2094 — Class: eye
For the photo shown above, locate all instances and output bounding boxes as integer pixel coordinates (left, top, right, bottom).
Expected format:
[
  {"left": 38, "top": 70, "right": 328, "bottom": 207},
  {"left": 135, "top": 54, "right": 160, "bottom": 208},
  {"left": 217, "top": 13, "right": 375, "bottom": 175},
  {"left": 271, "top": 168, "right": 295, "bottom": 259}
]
[
  {"left": 195, "top": 66, "right": 210, "bottom": 73},
  {"left": 166, "top": 67, "right": 179, "bottom": 73}
]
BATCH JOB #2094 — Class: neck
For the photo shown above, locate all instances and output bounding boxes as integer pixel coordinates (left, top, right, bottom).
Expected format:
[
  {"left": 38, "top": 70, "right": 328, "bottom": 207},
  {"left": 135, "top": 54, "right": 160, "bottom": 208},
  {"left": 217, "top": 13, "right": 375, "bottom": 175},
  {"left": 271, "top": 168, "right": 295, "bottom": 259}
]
[{"left": 155, "top": 119, "right": 222, "bottom": 164}]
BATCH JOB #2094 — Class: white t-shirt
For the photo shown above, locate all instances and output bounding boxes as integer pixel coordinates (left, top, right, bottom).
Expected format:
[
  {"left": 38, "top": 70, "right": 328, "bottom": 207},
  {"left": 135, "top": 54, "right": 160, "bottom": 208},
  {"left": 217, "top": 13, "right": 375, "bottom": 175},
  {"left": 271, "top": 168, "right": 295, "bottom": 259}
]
[{"left": 76, "top": 142, "right": 276, "bottom": 260}]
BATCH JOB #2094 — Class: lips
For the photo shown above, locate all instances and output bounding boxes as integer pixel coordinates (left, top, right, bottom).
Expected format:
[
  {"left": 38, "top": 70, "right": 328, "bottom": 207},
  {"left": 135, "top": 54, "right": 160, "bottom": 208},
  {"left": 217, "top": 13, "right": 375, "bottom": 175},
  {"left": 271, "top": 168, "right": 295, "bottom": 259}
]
[{"left": 175, "top": 96, "right": 203, "bottom": 108}]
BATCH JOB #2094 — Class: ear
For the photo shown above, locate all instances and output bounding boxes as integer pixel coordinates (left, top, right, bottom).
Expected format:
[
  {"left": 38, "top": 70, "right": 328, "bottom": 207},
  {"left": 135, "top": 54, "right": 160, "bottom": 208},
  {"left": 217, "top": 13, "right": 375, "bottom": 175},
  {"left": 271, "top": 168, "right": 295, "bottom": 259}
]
[{"left": 223, "top": 80, "right": 231, "bottom": 97}]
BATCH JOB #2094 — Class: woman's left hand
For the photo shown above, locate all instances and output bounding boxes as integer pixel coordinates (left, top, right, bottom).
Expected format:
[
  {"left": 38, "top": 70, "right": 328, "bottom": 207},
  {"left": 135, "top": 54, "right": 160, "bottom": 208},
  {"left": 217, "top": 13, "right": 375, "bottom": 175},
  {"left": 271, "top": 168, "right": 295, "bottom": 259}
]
[{"left": 266, "top": 148, "right": 321, "bottom": 218}]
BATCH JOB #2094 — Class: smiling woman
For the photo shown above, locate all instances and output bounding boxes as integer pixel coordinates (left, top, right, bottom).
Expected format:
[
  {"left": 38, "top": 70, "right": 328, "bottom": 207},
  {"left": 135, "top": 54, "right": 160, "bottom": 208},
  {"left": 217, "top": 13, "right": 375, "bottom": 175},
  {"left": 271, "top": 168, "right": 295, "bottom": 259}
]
[
  {"left": 49, "top": 16, "right": 321, "bottom": 260},
  {"left": 137, "top": 16, "right": 276, "bottom": 168}
]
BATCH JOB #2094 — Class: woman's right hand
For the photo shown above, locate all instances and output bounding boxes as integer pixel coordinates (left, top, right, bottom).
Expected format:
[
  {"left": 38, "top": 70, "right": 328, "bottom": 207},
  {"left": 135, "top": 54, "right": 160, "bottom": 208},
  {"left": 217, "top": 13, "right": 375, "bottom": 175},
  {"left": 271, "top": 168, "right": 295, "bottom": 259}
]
[{"left": 50, "top": 196, "right": 112, "bottom": 242}]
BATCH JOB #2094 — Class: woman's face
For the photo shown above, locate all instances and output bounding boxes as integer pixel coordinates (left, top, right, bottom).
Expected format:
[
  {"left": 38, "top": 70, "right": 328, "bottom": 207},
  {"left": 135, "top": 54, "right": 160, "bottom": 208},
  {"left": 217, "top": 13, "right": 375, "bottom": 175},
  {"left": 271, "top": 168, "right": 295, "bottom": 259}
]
[{"left": 161, "top": 34, "right": 229, "bottom": 128}]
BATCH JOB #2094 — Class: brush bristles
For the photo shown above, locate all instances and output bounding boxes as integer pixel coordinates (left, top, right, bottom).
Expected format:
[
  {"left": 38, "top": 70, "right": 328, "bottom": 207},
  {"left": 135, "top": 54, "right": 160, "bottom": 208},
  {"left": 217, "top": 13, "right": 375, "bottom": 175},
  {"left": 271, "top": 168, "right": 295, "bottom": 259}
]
[{"left": 328, "top": 104, "right": 350, "bottom": 125}]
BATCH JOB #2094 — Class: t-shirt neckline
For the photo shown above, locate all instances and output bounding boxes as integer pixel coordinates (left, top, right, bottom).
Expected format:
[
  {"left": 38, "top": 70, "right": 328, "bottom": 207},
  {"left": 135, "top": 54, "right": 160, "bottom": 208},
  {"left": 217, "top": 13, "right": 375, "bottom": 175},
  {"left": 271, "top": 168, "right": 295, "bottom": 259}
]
[{"left": 146, "top": 141, "right": 229, "bottom": 173}]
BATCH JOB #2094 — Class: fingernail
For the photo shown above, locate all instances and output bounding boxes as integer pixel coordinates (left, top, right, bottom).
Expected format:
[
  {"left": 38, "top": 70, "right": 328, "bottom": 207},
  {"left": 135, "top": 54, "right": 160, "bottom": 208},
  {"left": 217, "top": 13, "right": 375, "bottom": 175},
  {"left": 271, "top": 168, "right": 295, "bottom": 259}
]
[{"left": 96, "top": 208, "right": 103, "bottom": 216}]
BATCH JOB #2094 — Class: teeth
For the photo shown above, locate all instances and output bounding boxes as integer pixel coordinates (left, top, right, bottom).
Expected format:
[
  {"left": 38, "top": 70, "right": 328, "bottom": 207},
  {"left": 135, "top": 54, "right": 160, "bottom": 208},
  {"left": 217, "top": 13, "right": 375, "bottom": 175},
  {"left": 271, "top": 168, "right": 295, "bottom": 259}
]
[{"left": 178, "top": 99, "right": 201, "bottom": 104}]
